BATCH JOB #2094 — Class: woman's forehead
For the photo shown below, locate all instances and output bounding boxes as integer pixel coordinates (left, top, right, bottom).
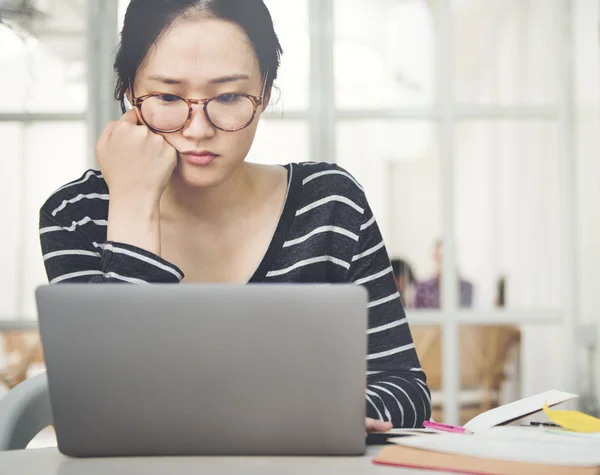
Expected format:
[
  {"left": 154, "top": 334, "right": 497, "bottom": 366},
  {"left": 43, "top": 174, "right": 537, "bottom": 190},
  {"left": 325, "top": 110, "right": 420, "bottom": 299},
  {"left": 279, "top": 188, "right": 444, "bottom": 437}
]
[{"left": 141, "top": 18, "right": 260, "bottom": 85}]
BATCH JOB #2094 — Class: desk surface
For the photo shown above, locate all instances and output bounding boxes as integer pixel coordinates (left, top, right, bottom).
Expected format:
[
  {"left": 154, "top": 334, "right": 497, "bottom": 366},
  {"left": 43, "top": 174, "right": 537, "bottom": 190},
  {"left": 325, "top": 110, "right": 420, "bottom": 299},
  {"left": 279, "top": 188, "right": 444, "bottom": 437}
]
[{"left": 0, "top": 446, "right": 448, "bottom": 475}]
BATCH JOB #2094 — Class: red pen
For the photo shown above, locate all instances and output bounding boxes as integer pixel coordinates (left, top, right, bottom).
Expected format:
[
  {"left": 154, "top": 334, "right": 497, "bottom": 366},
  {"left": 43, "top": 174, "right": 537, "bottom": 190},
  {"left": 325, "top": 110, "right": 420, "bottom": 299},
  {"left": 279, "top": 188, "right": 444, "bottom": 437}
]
[{"left": 423, "top": 420, "right": 473, "bottom": 434}]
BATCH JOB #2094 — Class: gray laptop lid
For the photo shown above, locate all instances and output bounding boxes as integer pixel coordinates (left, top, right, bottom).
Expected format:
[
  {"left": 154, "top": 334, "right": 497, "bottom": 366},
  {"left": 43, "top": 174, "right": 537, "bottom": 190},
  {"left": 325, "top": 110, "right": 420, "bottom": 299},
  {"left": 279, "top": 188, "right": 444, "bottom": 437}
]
[{"left": 35, "top": 283, "right": 368, "bottom": 457}]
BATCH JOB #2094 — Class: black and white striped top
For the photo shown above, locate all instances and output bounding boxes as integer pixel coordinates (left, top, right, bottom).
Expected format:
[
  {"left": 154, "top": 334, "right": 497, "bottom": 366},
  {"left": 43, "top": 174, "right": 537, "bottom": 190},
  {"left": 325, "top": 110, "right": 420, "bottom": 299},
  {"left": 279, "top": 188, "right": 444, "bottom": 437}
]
[{"left": 39, "top": 161, "right": 432, "bottom": 427}]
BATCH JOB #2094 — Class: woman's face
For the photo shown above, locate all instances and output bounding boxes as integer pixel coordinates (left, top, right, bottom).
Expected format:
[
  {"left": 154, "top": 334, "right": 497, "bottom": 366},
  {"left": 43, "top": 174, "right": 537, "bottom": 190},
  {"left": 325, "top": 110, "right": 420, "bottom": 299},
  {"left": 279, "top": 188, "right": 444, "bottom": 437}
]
[{"left": 132, "top": 17, "right": 268, "bottom": 188}]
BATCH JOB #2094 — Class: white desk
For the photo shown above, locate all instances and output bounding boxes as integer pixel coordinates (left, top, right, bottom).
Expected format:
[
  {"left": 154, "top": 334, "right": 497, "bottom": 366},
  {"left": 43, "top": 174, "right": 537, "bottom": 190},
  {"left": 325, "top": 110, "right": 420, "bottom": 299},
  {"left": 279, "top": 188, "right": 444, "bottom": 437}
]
[{"left": 0, "top": 446, "right": 448, "bottom": 475}]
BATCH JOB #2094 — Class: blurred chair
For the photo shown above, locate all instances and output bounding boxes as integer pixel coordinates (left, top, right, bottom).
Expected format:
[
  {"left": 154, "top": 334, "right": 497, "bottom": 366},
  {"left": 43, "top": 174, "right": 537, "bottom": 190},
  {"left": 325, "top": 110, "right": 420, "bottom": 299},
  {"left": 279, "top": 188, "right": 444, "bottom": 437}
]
[
  {"left": 0, "top": 373, "right": 52, "bottom": 451},
  {"left": 412, "top": 324, "right": 521, "bottom": 424},
  {"left": 0, "top": 332, "right": 45, "bottom": 390}
]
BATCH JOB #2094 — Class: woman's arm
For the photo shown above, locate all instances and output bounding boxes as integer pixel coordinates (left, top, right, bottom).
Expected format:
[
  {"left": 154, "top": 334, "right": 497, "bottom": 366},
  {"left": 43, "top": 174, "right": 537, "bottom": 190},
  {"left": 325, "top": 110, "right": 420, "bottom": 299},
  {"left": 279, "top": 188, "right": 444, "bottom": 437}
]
[
  {"left": 40, "top": 111, "right": 181, "bottom": 285},
  {"left": 347, "top": 201, "right": 432, "bottom": 428},
  {"left": 39, "top": 209, "right": 183, "bottom": 284}
]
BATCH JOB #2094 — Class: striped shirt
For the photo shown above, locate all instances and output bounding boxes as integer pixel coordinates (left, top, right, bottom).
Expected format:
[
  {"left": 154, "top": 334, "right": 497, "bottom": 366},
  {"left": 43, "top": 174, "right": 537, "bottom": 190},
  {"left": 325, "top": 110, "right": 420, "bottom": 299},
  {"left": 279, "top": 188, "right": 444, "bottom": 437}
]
[{"left": 39, "top": 161, "right": 432, "bottom": 427}]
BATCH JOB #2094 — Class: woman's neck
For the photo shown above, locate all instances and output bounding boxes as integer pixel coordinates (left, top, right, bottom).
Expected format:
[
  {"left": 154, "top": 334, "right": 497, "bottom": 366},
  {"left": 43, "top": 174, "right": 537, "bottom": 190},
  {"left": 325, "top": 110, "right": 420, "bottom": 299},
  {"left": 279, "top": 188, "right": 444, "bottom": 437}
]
[{"left": 160, "top": 163, "right": 259, "bottom": 225}]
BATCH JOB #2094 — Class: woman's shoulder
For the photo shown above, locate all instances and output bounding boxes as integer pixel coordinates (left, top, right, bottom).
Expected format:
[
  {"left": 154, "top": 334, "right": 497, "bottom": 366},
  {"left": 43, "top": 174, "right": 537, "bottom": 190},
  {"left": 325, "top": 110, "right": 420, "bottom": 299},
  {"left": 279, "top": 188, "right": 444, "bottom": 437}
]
[
  {"left": 292, "top": 161, "right": 366, "bottom": 201},
  {"left": 40, "top": 169, "right": 108, "bottom": 221}
]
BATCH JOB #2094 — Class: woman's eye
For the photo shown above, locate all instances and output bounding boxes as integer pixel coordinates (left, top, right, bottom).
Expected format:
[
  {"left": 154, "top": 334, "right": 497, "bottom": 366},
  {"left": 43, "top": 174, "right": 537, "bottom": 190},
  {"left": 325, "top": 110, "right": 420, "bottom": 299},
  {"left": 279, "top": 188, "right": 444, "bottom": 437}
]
[
  {"left": 216, "top": 93, "right": 241, "bottom": 104},
  {"left": 157, "top": 94, "right": 181, "bottom": 103}
]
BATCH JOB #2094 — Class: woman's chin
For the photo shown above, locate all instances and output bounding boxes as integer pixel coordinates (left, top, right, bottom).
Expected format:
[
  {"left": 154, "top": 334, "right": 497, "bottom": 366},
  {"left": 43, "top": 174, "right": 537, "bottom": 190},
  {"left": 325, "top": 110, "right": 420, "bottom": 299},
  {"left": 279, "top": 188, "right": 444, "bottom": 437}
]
[{"left": 172, "top": 159, "right": 235, "bottom": 189}]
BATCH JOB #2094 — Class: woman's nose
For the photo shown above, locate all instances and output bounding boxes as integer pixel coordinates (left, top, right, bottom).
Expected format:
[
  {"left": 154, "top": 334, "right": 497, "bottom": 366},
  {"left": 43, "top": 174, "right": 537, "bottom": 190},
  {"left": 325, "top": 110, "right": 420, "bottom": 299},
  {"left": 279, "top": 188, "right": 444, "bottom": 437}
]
[{"left": 181, "top": 104, "right": 216, "bottom": 140}]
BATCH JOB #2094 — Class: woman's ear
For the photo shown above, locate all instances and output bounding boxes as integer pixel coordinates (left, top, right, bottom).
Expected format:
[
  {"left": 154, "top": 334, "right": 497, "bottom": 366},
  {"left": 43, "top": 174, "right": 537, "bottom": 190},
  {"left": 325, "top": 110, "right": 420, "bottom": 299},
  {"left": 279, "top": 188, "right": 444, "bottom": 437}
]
[
  {"left": 261, "top": 87, "right": 273, "bottom": 113},
  {"left": 124, "top": 90, "right": 133, "bottom": 111},
  {"left": 259, "top": 72, "right": 272, "bottom": 113},
  {"left": 262, "top": 94, "right": 271, "bottom": 112},
  {"left": 124, "top": 89, "right": 144, "bottom": 123}
]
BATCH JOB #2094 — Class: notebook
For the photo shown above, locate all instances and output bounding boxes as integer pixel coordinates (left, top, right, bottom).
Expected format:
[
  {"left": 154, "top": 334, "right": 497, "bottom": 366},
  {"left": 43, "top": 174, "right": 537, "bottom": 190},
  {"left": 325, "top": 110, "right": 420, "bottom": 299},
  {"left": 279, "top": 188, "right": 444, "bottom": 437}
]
[
  {"left": 375, "top": 426, "right": 600, "bottom": 475},
  {"left": 462, "top": 389, "right": 578, "bottom": 433},
  {"left": 375, "top": 445, "right": 600, "bottom": 475}
]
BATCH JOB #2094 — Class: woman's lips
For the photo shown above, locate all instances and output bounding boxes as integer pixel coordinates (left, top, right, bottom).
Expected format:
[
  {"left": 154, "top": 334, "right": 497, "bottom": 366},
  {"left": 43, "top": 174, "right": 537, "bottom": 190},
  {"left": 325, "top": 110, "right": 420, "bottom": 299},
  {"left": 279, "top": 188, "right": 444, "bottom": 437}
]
[{"left": 181, "top": 151, "right": 218, "bottom": 166}]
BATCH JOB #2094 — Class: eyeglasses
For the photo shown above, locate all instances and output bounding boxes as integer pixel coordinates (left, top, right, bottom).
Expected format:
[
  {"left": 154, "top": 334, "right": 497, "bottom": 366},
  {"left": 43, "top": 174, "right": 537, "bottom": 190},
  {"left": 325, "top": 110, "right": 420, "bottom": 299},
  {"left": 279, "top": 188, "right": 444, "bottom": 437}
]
[{"left": 130, "top": 75, "right": 268, "bottom": 133}]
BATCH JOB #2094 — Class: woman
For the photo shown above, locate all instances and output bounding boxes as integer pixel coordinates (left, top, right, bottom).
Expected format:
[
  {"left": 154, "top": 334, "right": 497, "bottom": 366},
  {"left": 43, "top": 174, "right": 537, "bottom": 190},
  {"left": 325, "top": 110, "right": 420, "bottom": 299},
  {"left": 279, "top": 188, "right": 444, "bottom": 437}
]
[{"left": 39, "top": 0, "right": 431, "bottom": 431}]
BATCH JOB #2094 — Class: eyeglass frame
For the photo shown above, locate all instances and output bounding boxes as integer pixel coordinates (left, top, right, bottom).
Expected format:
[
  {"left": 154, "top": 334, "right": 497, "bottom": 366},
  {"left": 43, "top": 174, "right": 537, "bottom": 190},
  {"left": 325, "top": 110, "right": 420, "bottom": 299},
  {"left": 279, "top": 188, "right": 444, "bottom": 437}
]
[{"left": 129, "top": 73, "right": 269, "bottom": 134}]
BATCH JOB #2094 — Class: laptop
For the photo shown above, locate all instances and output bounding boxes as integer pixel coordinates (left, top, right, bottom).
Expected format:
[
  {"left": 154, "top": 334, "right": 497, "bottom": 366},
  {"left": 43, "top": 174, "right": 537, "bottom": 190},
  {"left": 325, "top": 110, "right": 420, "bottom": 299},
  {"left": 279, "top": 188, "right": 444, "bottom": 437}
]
[{"left": 35, "top": 283, "right": 368, "bottom": 457}]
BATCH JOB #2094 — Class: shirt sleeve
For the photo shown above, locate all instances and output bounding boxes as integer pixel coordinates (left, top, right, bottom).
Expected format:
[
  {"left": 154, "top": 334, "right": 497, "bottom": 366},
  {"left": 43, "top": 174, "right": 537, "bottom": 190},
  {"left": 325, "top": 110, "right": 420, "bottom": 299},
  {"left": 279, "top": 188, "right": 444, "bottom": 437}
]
[
  {"left": 346, "top": 201, "right": 432, "bottom": 428},
  {"left": 39, "top": 209, "right": 184, "bottom": 284}
]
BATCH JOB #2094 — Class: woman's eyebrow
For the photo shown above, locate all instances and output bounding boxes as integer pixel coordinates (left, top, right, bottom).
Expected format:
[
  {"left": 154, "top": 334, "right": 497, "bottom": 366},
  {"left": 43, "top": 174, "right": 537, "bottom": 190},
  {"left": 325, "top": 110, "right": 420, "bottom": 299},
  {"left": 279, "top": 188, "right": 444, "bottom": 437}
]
[
  {"left": 209, "top": 74, "right": 251, "bottom": 84},
  {"left": 146, "top": 74, "right": 251, "bottom": 85},
  {"left": 146, "top": 75, "right": 185, "bottom": 85}
]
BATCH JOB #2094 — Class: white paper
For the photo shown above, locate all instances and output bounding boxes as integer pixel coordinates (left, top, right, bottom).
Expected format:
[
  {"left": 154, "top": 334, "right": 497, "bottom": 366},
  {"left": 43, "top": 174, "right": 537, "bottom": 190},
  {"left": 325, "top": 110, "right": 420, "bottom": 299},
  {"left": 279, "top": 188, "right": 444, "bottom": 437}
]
[
  {"left": 544, "top": 428, "right": 600, "bottom": 440},
  {"left": 383, "top": 428, "right": 439, "bottom": 436},
  {"left": 462, "top": 389, "right": 578, "bottom": 433},
  {"left": 391, "top": 426, "right": 600, "bottom": 467}
]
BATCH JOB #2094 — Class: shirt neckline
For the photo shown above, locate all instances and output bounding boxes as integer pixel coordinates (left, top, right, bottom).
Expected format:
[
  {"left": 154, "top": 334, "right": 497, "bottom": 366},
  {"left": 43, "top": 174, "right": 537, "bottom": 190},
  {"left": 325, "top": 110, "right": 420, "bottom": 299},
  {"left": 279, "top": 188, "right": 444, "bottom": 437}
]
[{"left": 247, "top": 162, "right": 303, "bottom": 283}]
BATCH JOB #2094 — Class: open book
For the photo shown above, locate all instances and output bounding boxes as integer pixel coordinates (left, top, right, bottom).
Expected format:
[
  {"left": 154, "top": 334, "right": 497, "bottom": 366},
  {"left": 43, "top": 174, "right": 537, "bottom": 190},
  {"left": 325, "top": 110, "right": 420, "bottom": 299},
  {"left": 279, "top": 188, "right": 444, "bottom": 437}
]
[
  {"left": 461, "top": 389, "right": 578, "bottom": 433},
  {"left": 373, "top": 391, "right": 599, "bottom": 475},
  {"left": 372, "top": 389, "right": 579, "bottom": 441}
]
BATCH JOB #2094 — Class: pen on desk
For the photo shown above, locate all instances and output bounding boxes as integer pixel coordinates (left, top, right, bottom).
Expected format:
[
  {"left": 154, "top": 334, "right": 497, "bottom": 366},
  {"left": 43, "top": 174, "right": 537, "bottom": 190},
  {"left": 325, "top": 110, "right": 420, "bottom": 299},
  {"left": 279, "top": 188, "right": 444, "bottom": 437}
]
[
  {"left": 423, "top": 421, "right": 472, "bottom": 434},
  {"left": 525, "top": 421, "right": 561, "bottom": 428}
]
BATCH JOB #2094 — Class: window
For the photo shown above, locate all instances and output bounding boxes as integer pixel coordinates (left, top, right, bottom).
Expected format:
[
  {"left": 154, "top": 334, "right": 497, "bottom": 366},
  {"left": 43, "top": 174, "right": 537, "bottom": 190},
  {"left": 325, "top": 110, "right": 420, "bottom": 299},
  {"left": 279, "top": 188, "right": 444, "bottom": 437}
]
[
  {"left": 335, "top": 0, "right": 435, "bottom": 110},
  {"left": 263, "top": 0, "right": 310, "bottom": 112},
  {"left": 327, "top": 0, "right": 572, "bottom": 425},
  {"left": 0, "top": 17, "right": 88, "bottom": 322},
  {"left": 0, "top": 3, "right": 89, "bottom": 392},
  {"left": 453, "top": 0, "right": 558, "bottom": 105},
  {"left": 1, "top": 0, "right": 582, "bottom": 425},
  {"left": 254, "top": 0, "right": 311, "bottom": 164},
  {"left": 0, "top": 24, "right": 87, "bottom": 113}
]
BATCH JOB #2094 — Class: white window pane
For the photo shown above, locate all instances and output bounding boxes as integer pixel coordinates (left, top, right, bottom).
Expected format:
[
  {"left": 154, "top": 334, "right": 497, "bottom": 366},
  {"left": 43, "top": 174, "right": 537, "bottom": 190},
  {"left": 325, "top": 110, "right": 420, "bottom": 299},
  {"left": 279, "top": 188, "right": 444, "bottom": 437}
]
[
  {"left": 0, "top": 122, "right": 88, "bottom": 320},
  {"left": 22, "top": 122, "right": 88, "bottom": 319},
  {"left": 455, "top": 121, "right": 561, "bottom": 310},
  {"left": 118, "top": 0, "right": 129, "bottom": 31},
  {"left": 337, "top": 120, "right": 441, "bottom": 309},
  {"left": 0, "top": 124, "right": 23, "bottom": 318},
  {"left": 264, "top": 0, "right": 310, "bottom": 111},
  {"left": 247, "top": 121, "right": 309, "bottom": 165},
  {"left": 334, "top": 0, "right": 436, "bottom": 110},
  {"left": 454, "top": 0, "right": 558, "bottom": 105},
  {"left": 0, "top": 25, "right": 87, "bottom": 113}
]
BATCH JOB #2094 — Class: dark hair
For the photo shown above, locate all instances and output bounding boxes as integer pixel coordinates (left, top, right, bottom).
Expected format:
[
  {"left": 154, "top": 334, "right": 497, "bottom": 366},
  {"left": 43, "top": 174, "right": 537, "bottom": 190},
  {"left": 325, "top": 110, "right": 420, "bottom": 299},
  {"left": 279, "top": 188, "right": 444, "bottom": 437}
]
[
  {"left": 391, "top": 259, "right": 415, "bottom": 285},
  {"left": 114, "top": 0, "right": 283, "bottom": 113}
]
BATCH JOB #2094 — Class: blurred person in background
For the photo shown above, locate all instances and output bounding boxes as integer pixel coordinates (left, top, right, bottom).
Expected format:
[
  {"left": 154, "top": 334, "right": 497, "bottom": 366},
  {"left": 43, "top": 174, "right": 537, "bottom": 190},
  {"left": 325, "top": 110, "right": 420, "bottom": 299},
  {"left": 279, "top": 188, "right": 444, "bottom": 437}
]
[
  {"left": 414, "top": 240, "right": 474, "bottom": 309},
  {"left": 391, "top": 258, "right": 416, "bottom": 307}
]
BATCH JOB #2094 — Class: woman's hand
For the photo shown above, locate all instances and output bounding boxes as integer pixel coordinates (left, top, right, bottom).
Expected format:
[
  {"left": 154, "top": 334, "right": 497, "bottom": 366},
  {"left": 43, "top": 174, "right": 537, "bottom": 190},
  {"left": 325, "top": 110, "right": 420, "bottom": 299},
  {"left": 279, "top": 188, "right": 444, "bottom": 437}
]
[
  {"left": 95, "top": 109, "right": 177, "bottom": 206},
  {"left": 96, "top": 109, "right": 178, "bottom": 255},
  {"left": 366, "top": 417, "right": 393, "bottom": 434}
]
